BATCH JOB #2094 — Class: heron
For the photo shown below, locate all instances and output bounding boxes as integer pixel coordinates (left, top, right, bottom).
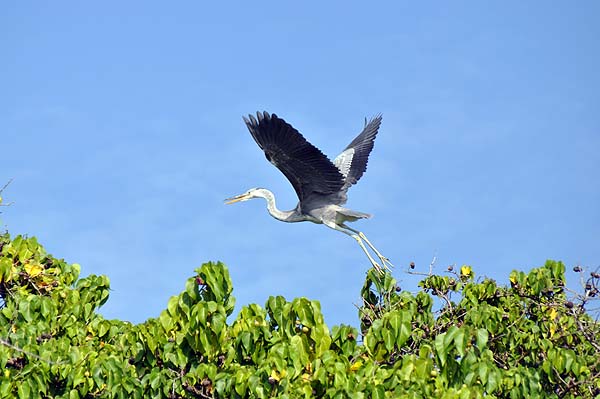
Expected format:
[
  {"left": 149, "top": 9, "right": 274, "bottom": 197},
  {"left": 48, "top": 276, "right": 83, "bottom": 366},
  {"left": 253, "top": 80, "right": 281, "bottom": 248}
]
[{"left": 225, "top": 111, "right": 392, "bottom": 273}]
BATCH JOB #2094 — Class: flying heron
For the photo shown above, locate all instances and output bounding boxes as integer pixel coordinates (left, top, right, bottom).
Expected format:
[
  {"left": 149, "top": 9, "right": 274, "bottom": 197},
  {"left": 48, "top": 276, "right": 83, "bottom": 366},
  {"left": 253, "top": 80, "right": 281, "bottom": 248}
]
[{"left": 226, "top": 111, "right": 392, "bottom": 273}]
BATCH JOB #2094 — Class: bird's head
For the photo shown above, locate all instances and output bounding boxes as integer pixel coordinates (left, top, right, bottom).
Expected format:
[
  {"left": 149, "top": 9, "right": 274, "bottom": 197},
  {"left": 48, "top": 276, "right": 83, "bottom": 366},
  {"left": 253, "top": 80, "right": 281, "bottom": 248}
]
[{"left": 224, "top": 188, "right": 268, "bottom": 204}]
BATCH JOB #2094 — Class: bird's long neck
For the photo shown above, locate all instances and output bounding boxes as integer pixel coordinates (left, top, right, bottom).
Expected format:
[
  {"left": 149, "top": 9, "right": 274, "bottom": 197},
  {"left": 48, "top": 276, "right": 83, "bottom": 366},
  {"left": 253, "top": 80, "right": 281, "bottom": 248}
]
[{"left": 259, "top": 189, "right": 300, "bottom": 222}]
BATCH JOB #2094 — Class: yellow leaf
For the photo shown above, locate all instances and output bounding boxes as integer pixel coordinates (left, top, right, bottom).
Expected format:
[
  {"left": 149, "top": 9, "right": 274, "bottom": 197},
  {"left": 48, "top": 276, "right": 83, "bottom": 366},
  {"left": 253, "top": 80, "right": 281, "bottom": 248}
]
[
  {"left": 460, "top": 265, "right": 473, "bottom": 278},
  {"left": 270, "top": 369, "right": 283, "bottom": 382},
  {"left": 3, "top": 264, "right": 19, "bottom": 282},
  {"left": 350, "top": 360, "right": 363, "bottom": 371},
  {"left": 549, "top": 324, "right": 556, "bottom": 337},
  {"left": 24, "top": 262, "right": 43, "bottom": 277},
  {"left": 549, "top": 308, "right": 558, "bottom": 320}
]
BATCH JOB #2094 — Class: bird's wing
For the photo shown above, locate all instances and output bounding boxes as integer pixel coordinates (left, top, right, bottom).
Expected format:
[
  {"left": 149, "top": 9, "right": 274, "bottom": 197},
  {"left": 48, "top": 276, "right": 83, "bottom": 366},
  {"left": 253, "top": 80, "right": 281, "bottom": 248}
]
[
  {"left": 244, "top": 111, "right": 345, "bottom": 201},
  {"left": 333, "top": 114, "right": 382, "bottom": 188}
]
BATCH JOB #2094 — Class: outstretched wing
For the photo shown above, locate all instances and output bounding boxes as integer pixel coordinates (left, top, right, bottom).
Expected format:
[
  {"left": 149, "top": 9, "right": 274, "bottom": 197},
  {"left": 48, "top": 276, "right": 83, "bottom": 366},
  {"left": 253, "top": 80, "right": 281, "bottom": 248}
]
[
  {"left": 333, "top": 114, "right": 382, "bottom": 188},
  {"left": 243, "top": 111, "right": 345, "bottom": 201}
]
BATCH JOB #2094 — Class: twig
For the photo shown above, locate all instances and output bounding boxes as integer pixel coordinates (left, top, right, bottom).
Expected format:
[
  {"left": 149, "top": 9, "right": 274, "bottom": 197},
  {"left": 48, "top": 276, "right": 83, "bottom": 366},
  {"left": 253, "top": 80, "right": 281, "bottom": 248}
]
[
  {"left": 0, "top": 179, "right": 14, "bottom": 208},
  {"left": 429, "top": 254, "right": 437, "bottom": 275},
  {"left": 0, "top": 178, "right": 13, "bottom": 194},
  {"left": 0, "top": 337, "right": 67, "bottom": 365},
  {"left": 406, "top": 253, "right": 438, "bottom": 276}
]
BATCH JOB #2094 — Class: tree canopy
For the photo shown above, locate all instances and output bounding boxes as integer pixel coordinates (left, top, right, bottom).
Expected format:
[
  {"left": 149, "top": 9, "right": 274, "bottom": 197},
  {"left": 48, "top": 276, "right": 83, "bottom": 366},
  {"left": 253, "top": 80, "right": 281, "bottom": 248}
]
[{"left": 0, "top": 233, "right": 598, "bottom": 398}]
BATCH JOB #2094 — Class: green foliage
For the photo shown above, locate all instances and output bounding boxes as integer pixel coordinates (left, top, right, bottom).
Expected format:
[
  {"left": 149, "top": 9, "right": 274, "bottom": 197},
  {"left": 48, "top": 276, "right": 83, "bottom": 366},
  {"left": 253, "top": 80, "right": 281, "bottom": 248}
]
[{"left": 1, "top": 232, "right": 599, "bottom": 398}]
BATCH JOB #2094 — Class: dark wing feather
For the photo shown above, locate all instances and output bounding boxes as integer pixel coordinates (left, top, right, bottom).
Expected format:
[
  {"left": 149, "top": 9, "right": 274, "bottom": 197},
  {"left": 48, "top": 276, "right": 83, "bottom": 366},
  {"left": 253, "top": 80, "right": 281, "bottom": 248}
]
[
  {"left": 243, "top": 111, "right": 344, "bottom": 201},
  {"left": 335, "top": 114, "right": 382, "bottom": 187}
]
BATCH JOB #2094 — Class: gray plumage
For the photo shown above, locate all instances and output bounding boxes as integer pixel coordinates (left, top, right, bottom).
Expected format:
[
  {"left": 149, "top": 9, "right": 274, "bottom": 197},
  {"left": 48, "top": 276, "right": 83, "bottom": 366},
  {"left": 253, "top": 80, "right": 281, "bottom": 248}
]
[{"left": 226, "top": 111, "right": 391, "bottom": 272}]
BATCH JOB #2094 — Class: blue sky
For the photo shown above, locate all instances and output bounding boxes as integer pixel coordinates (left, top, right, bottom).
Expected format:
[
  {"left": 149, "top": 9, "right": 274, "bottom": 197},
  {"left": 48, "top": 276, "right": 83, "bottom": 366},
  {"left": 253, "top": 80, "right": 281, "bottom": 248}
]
[{"left": 2, "top": 2, "right": 599, "bottom": 328}]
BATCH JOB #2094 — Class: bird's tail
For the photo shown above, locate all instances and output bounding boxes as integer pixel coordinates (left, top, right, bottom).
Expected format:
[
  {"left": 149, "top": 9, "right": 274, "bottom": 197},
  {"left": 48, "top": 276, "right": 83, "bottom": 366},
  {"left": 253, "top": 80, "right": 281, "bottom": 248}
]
[{"left": 337, "top": 208, "right": 372, "bottom": 222}]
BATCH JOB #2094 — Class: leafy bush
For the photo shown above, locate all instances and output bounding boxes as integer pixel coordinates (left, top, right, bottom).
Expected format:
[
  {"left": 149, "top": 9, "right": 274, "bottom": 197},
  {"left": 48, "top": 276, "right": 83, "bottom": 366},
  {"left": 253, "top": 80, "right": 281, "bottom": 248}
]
[{"left": 1, "top": 233, "right": 598, "bottom": 398}]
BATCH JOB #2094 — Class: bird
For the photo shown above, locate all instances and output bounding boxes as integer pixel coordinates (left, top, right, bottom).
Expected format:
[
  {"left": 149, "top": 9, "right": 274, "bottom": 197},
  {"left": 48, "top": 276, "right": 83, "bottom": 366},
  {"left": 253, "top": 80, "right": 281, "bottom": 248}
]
[{"left": 225, "top": 111, "right": 392, "bottom": 273}]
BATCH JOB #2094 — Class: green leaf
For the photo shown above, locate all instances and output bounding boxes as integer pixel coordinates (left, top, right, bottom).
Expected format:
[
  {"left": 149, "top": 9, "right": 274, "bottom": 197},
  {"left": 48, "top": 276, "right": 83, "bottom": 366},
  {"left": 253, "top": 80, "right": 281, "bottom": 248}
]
[
  {"left": 398, "top": 358, "right": 415, "bottom": 381},
  {"left": 444, "top": 325, "right": 460, "bottom": 348},
  {"left": 388, "top": 312, "right": 401, "bottom": 337},
  {"left": 435, "top": 334, "right": 447, "bottom": 367},
  {"left": 382, "top": 329, "right": 395, "bottom": 352},
  {"left": 454, "top": 329, "right": 466, "bottom": 356},
  {"left": 240, "top": 331, "right": 251, "bottom": 352},
  {"left": 478, "top": 362, "right": 489, "bottom": 385},
  {"left": 295, "top": 299, "right": 315, "bottom": 328},
  {"left": 0, "top": 257, "right": 11, "bottom": 282},
  {"left": 398, "top": 313, "right": 412, "bottom": 347},
  {"left": 372, "top": 385, "right": 385, "bottom": 399},
  {"left": 486, "top": 368, "right": 499, "bottom": 393},
  {"left": 0, "top": 379, "right": 12, "bottom": 397},
  {"left": 19, "top": 300, "right": 32, "bottom": 322},
  {"left": 149, "top": 370, "right": 162, "bottom": 390},
  {"left": 476, "top": 329, "right": 488, "bottom": 349},
  {"left": 563, "top": 349, "right": 575, "bottom": 373},
  {"left": 159, "top": 311, "right": 172, "bottom": 331},
  {"left": 17, "top": 382, "right": 30, "bottom": 399},
  {"left": 39, "top": 297, "right": 52, "bottom": 319},
  {"left": 167, "top": 296, "right": 178, "bottom": 317},
  {"left": 553, "top": 352, "right": 565, "bottom": 373},
  {"left": 290, "top": 335, "right": 309, "bottom": 374}
]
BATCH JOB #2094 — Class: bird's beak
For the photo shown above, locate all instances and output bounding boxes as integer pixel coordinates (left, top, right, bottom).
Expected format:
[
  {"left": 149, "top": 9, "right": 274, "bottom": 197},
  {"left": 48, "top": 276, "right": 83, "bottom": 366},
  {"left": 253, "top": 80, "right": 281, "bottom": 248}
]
[{"left": 224, "top": 193, "right": 248, "bottom": 205}]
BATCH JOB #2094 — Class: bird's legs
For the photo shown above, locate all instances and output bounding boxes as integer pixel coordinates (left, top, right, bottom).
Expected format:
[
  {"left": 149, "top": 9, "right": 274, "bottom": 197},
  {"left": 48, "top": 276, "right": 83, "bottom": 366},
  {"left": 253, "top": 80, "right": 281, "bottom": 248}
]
[
  {"left": 352, "top": 234, "right": 385, "bottom": 274},
  {"left": 341, "top": 224, "right": 393, "bottom": 271},
  {"left": 324, "top": 222, "right": 387, "bottom": 273}
]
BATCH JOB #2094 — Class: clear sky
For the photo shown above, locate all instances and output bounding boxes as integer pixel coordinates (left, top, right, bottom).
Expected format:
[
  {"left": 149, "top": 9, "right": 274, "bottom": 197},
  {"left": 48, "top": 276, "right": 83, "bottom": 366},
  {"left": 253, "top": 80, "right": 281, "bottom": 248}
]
[{"left": 2, "top": 2, "right": 599, "bottom": 328}]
